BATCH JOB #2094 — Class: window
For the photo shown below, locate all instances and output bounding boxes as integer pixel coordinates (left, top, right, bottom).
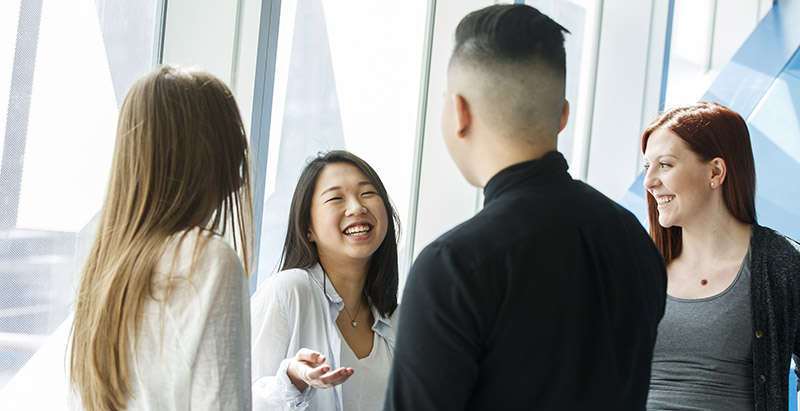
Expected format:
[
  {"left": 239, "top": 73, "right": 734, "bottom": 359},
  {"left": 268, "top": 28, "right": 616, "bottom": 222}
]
[
  {"left": 0, "top": 0, "right": 160, "bottom": 404},
  {"left": 253, "top": 0, "right": 428, "bottom": 282}
]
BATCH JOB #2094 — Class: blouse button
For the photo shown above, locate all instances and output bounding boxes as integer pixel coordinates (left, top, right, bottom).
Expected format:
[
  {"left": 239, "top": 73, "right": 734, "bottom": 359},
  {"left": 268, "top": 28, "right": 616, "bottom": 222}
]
[
  {"left": 755, "top": 330, "right": 764, "bottom": 338},
  {"left": 759, "top": 374, "right": 767, "bottom": 383}
]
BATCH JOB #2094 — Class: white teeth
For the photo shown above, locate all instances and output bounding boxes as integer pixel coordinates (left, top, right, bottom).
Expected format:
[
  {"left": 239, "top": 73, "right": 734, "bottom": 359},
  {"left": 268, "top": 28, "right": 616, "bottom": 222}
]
[
  {"left": 657, "top": 196, "right": 674, "bottom": 205},
  {"left": 344, "top": 224, "right": 371, "bottom": 235}
]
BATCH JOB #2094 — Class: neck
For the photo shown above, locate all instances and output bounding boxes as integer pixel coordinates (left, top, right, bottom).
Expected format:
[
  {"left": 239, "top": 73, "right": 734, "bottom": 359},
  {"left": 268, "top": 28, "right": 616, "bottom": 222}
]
[
  {"left": 678, "top": 211, "right": 751, "bottom": 268},
  {"left": 318, "top": 256, "right": 369, "bottom": 308},
  {"left": 473, "top": 135, "right": 555, "bottom": 187}
]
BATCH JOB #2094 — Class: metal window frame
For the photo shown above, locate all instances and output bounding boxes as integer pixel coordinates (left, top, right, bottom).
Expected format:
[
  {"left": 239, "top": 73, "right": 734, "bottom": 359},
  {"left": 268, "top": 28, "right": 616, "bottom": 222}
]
[
  {"left": 403, "top": 0, "right": 438, "bottom": 278},
  {"left": 249, "top": 0, "right": 282, "bottom": 293}
]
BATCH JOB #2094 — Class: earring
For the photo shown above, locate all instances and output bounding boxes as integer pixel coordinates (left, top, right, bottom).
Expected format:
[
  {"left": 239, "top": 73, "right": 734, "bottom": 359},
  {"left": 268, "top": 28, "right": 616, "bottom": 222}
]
[{"left": 711, "top": 182, "right": 715, "bottom": 187}]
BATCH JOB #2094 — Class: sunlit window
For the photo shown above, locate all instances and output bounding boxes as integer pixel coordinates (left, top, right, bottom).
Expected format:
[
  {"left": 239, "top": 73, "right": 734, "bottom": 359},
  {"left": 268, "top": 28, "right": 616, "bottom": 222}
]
[{"left": 0, "top": 0, "right": 158, "bottom": 407}]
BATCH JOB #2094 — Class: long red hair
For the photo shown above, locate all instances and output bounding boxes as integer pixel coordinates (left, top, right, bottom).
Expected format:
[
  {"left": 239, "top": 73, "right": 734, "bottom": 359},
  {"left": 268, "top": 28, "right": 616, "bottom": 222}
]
[{"left": 641, "top": 102, "right": 756, "bottom": 264}]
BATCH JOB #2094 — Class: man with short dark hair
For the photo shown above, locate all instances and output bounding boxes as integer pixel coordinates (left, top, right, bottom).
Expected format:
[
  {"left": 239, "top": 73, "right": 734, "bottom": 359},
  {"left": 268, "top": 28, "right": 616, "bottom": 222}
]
[{"left": 384, "top": 5, "right": 667, "bottom": 410}]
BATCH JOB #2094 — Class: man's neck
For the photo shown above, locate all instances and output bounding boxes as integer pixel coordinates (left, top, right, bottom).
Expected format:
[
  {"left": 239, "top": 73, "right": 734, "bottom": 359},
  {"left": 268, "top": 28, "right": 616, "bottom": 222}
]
[{"left": 475, "top": 139, "right": 556, "bottom": 187}]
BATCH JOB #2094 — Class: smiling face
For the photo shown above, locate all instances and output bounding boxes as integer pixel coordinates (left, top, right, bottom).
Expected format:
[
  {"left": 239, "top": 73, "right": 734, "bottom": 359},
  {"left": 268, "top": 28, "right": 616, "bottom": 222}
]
[
  {"left": 643, "top": 128, "right": 716, "bottom": 229},
  {"left": 307, "top": 162, "right": 389, "bottom": 269}
]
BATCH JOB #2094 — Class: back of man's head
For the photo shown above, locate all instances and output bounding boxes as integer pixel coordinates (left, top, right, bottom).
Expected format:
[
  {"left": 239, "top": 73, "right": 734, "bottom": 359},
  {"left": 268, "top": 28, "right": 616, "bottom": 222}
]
[{"left": 449, "top": 5, "right": 569, "bottom": 145}]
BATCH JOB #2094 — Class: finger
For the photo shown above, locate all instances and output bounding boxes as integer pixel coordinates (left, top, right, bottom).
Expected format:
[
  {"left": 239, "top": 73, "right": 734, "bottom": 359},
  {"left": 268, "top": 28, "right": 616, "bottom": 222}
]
[
  {"left": 319, "top": 367, "right": 354, "bottom": 386},
  {"left": 295, "top": 348, "right": 326, "bottom": 365},
  {"left": 304, "top": 364, "right": 332, "bottom": 381}
]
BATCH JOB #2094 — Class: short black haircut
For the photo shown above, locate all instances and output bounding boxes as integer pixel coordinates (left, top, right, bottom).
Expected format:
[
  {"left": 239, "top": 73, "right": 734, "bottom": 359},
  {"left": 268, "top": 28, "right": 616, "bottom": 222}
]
[
  {"left": 452, "top": 4, "right": 569, "bottom": 76},
  {"left": 281, "top": 150, "right": 400, "bottom": 317}
]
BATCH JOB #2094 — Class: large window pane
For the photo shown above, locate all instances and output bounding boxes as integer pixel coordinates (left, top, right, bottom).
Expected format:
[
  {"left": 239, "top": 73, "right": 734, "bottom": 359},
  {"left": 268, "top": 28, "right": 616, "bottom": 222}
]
[
  {"left": 664, "top": 0, "right": 770, "bottom": 108},
  {"left": 0, "top": 0, "right": 159, "bottom": 399},
  {"left": 527, "top": 0, "right": 601, "bottom": 180},
  {"left": 256, "top": 0, "right": 427, "bottom": 282}
]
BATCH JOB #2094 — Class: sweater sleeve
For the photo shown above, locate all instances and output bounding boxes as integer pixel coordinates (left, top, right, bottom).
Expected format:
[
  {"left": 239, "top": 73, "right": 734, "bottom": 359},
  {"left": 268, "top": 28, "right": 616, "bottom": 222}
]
[
  {"left": 250, "top": 277, "right": 316, "bottom": 411},
  {"left": 384, "top": 242, "right": 482, "bottom": 411}
]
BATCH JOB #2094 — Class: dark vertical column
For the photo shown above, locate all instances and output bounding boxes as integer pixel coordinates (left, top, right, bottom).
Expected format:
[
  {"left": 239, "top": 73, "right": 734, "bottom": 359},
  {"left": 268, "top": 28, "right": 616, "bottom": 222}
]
[{"left": 0, "top": 0, "right": 44, "bottom": 230}]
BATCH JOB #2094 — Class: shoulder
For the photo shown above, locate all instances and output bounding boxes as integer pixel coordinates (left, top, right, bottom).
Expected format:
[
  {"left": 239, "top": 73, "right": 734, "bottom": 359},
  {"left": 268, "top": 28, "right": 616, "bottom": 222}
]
[
  {"left": 750, "top": 225, "right": 800, "bottom": 289},
  {"left": 250, "top": 267, "right": 318, "bottom": 309},
  {"left": 752, "top": 225, "right": 800, "bottom": 263},
  {"left": 159, "top": 229, "right": 242, "bottom": 271},
  {"left": 155, "top": 229, "right": 246, "bottom": 292}
]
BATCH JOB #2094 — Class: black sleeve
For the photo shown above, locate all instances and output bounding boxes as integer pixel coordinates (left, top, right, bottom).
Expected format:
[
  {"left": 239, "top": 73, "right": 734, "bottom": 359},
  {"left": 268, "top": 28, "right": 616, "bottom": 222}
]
[{"left": 384, "top": 242, "right": 484, "bottom": 411}]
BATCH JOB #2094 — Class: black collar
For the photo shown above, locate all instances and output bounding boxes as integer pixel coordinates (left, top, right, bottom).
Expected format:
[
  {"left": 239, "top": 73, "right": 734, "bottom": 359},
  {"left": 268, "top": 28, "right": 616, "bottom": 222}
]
[{"left": 482, "top": 151, "right": 571, "bottom": 206}]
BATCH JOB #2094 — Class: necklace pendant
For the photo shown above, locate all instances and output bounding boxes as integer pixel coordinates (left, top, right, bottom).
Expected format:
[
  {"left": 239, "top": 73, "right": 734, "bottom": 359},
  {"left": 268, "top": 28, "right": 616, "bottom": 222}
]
[{"left": 351, "top": 320, "right": 358, "bottom": 328}]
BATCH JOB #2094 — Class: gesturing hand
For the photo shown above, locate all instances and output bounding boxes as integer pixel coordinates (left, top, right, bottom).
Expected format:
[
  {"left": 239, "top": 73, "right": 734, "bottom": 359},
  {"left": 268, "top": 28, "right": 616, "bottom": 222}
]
[{"left": 287, "top": 348, "right": 354, "bottom": 392}]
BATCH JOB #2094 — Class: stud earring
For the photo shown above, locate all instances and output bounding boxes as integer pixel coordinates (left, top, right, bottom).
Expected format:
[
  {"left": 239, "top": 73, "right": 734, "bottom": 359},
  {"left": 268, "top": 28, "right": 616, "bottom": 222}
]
[{"left": 711, "top": 182, "right": 715, "bottom": 187}]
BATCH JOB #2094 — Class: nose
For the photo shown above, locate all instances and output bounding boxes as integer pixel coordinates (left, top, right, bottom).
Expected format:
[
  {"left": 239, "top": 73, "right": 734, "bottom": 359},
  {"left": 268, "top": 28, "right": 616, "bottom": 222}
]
[
  {"left": 345, "top": 196, "right": 367, "bottom": 216},
  {"left": 643, "top": 167, "right": 659, "bottom": 192}
]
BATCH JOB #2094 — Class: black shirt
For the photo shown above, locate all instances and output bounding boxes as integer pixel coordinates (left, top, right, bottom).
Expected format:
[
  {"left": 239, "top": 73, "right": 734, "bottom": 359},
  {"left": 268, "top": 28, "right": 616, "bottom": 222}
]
[{"left": 384, "top": 151, "right": 667, "bottom": 410}]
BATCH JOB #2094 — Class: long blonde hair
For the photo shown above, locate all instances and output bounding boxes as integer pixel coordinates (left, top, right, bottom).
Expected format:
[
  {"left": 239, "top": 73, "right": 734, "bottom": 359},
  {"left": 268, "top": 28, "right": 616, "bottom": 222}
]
[{"left": 69, "top": 65, "right": 253, "bottom": 410}]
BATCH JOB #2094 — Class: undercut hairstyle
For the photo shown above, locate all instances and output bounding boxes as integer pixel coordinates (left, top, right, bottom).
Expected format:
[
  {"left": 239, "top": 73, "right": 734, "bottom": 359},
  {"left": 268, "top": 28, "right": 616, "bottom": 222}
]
[
  {"left": 452, "top": 4, "right": 569, "bottom": 76},
  {"left": 450, "top": 4, "right": 570, "bottom": 140},
  {"left": 281, "top": 150, "right": 400, "bottom": 317},
  {"left": 642, "top": 102, "right": 757, "bottom": 265}
]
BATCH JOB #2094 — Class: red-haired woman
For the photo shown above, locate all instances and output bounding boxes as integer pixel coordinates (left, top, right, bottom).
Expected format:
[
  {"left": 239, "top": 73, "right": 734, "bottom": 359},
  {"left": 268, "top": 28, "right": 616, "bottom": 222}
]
[{"left": 642, "top": 102, "right": 800, "bottom": 410}]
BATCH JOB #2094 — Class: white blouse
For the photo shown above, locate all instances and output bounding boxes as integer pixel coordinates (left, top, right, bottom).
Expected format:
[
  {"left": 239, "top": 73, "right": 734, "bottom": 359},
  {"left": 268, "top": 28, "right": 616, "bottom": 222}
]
[
  {"left": 250, "top": 264, "right": 398, "bottom": 411},
  {"left": 68, "top": 228, "right": 251, "bottom": 410}
]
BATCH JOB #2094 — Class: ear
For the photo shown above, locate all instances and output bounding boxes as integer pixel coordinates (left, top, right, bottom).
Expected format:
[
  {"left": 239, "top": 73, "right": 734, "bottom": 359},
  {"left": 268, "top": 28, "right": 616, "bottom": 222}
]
[
  {"left": 454, "top": 93, "right": 472, "bottom": 138},
  {"left": 709, "top": 157, "right": 727, "bottom": 188},
  {"left": 307, "top": 230, "right": 316, "bottom": 243},
  {"left": 558, "top": 100, "right": 570, "bottom": 133}
]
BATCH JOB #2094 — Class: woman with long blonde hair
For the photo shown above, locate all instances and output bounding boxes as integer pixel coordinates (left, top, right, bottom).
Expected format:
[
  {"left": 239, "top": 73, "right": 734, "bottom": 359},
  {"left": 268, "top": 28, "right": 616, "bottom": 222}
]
[{"left": 69, "top": 65, "right": 253, "bottom": 410}]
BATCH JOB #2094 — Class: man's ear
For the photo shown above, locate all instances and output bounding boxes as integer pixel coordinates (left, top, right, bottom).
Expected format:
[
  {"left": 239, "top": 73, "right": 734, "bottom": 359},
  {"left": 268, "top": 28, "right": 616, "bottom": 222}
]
[
  {"left": 558, "top": 100, "right": 570, "bottom": 133},
  {"left": 454, "top": 93, "right": 472, "bottom": 138}
]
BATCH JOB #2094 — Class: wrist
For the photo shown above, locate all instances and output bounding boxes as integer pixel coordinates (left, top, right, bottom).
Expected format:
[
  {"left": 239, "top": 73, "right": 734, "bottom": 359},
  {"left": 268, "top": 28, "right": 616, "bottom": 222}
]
[{"left": 287, "top": 360, "right": 309, "bottom": 392}]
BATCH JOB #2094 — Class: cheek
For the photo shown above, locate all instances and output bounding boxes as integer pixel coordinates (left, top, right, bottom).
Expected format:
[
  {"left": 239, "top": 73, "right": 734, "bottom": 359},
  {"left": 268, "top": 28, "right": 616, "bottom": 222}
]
[
  {"left": 372, "top": 202, "right": 390, "bottom": 234},
  {"left": 310, "top": 208, "right": 335, "bottom": 236}
]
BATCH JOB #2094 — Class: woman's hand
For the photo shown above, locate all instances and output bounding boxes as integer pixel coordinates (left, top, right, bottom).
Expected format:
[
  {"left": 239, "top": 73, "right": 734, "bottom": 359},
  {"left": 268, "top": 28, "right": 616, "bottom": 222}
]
[{"left": 286, "top": 348, "right": 354, "bottom": 392}]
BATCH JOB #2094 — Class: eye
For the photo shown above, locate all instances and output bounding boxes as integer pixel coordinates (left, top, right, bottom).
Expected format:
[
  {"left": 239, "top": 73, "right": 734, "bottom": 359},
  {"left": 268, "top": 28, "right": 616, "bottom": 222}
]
[
  {"left": 659, "top": 162, "right": 671, "bottom": 169},
  {"left": 361, "top": 191, "right": 377, "bottom": 197},
  {"left": 324, "top": 196, "right": 343, "bottom": 203}
]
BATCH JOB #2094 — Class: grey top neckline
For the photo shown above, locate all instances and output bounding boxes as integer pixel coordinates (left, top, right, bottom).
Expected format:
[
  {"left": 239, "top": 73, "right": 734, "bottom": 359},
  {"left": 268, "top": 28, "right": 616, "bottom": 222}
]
[{"left": 667, "top": 246, "right": 751, "bottom": 303}]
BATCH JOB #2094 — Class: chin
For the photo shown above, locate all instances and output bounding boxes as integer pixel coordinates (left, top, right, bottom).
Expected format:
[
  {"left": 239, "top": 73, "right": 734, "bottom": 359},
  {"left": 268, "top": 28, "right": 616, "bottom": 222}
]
[{"left": 657, "top": 216, "right": 674, "bottom": 228}]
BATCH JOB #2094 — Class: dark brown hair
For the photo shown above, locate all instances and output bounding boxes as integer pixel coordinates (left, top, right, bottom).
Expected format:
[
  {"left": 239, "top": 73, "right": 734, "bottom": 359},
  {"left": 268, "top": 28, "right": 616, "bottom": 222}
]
[
  {"left": 281, "top": 150, "right": 399, "bottom": 317},
  {"left": 641, "top": 102, "right": 756, "bottom": 264}
]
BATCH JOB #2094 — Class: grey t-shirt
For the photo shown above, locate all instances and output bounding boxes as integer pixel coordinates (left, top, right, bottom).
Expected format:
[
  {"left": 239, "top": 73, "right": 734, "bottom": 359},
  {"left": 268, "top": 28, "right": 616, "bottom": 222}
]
[{"left": 647, "top": 248, "right": 753, "bottom": 410}]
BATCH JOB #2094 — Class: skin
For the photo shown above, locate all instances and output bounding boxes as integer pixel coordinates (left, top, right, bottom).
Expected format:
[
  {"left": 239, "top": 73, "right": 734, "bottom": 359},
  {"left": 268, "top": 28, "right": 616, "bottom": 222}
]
[
  {"left": 643, "top": 129, "right": 751, "bottom": 299},
  {"left": 287, "top": 162, "right": 390, "bottom": 392},
  {"left": 441, "top": 63, "right": 569, "bottom": 187}
]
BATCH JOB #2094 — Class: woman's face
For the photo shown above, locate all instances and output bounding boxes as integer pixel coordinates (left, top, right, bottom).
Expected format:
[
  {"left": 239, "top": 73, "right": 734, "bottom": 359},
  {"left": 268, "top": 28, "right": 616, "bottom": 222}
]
[
  {"left": 308, "top": 162, "right": 389, "bottom": 268},
  {"left": 643, "top": 129, "right": 716, "bottom": 229}
]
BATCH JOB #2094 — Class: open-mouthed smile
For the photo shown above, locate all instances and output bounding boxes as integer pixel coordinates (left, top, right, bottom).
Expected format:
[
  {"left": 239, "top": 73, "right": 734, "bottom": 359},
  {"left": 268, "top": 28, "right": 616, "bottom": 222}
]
[{"left": 343, "top": 223, "right": 372, "bottom": 237}]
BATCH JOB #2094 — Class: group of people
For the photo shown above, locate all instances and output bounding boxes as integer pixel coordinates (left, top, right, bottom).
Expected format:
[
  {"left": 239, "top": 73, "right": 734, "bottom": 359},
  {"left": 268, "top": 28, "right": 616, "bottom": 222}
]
[{"left": 66, "top": 4, "right": 800, "bottom": 411}]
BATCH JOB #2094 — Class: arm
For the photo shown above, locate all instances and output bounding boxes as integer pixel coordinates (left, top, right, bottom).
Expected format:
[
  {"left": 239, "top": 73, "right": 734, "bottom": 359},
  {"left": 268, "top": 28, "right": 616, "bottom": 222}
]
[
  {"left": 250, "top": 276, "right": 355, "bottom": 411},
  {"left": 250, "top": 278, "right": 313, "bottom": 411},
  {"left": 384, "top": 243, "right": 483, "bottom": 411},
  {"left": 188, "top": 245, "right": 251, "bottom": 410}
]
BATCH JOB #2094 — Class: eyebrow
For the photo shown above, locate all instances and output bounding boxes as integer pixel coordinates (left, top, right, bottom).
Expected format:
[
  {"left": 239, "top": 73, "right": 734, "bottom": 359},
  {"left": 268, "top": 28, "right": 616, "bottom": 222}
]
[
  {"left": 644, "top": 154, "right": 678, "bottom": 162},
  {"left": 320, "top": 181, "right": 374, "bottom": 196}
]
